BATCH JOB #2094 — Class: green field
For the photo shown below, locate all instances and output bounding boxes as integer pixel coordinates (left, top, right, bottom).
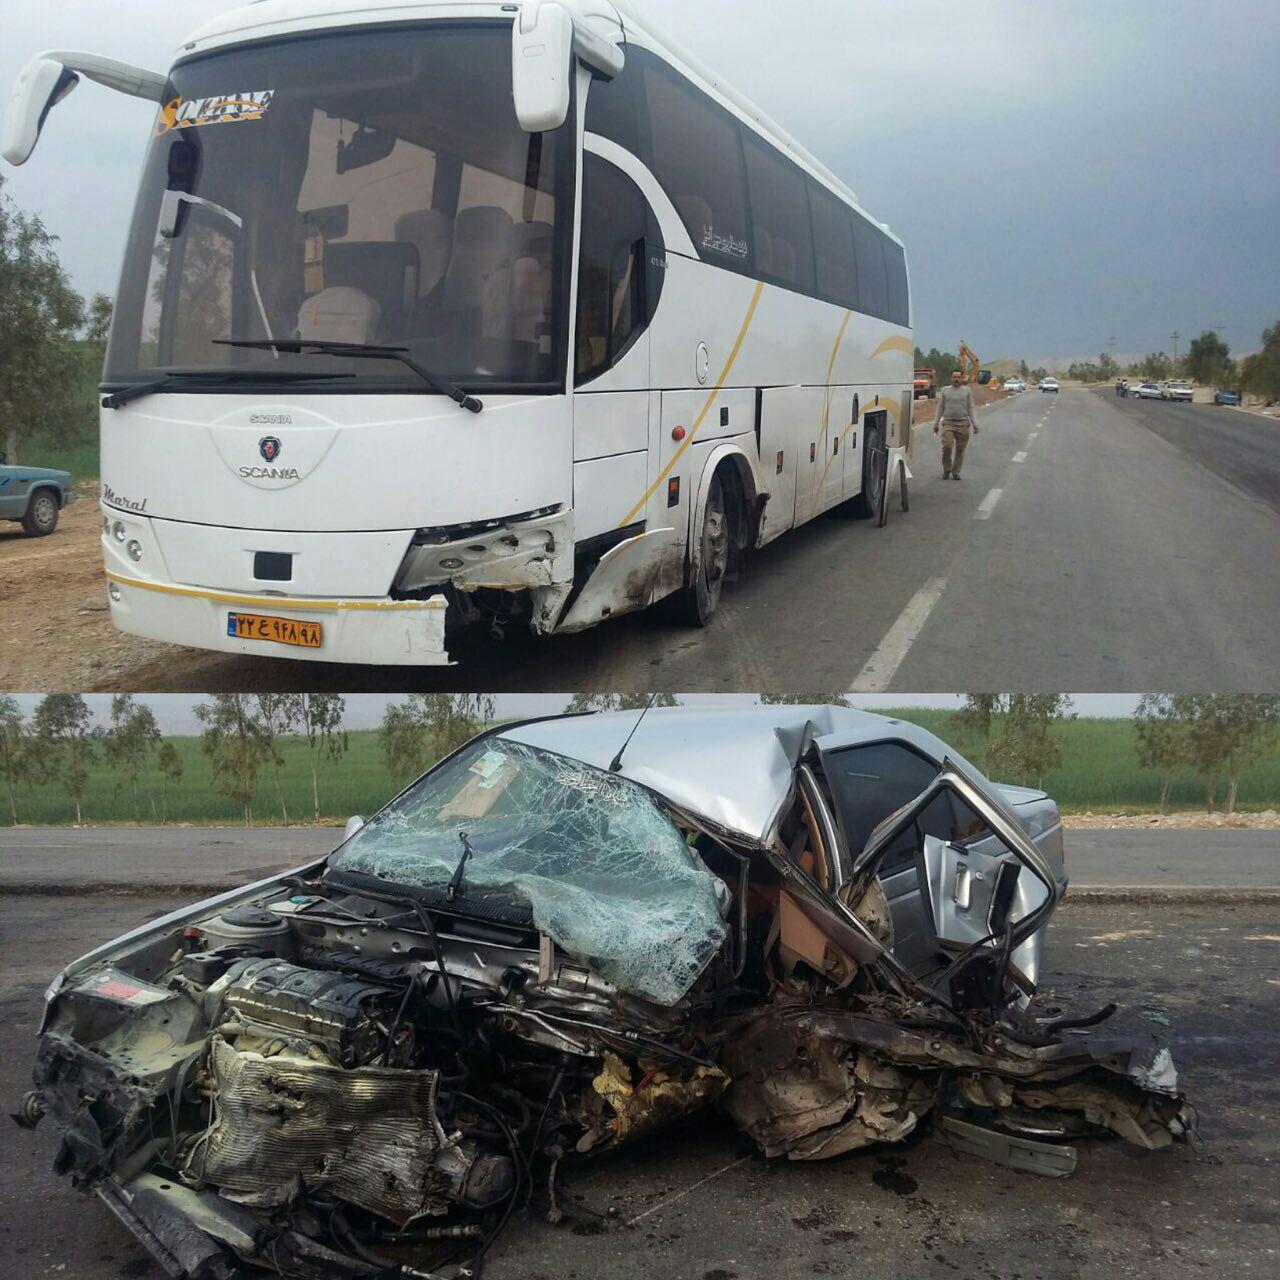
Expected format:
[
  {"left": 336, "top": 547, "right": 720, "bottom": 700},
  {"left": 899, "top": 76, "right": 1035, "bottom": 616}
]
[{"left": 8, "top": 712, "right": 1280, "bottom": 827}]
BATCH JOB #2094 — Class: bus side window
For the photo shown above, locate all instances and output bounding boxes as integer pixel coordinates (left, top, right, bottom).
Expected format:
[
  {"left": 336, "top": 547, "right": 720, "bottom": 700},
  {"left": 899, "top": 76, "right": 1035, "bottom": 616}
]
[
  {"left": 742, "top": 130, "right": 815, "bottom": 296},
  {"left": 575, "top": 155, "right": 663, "bottom": 386},
  {"left": 852, "top": 212, "right": 890, "bottom": 321},
  {"left": 883, "top": 238, "right": 910, "bottom": 328},
  {"left": 809, "top": 180, "right": 859, "bottom": 311},
  {"left": 643, "top": 59, "right": 751, "bottom": 273}
]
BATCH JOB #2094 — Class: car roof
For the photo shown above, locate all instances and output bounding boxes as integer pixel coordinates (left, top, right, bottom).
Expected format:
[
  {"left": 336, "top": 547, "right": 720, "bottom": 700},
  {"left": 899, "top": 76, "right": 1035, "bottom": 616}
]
[{"left": 499, "top": 704, "right": 964, "bottom": 841}]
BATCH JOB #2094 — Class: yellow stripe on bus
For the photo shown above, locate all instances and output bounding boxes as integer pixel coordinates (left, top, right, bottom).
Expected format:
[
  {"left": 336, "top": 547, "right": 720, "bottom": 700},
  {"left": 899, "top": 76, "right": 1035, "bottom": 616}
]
[
  {"left": 616, "top": 281, "right": 766, "bottom": 530},
  {"left": 105, "top": 572, "right": 442, "bottom": 612},
  {"left": 870, "top": 335, "right": 914, "bottom": 359}
]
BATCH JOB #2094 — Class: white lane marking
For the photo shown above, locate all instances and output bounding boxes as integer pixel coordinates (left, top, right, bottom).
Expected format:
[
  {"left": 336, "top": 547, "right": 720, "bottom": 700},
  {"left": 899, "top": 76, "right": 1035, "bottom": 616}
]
[
  {"left": 852, "top": 577, "right": 948, "bottom": 694},
  {"left": 1013, "top": 451, "right": 1028, "bottom": 463},
  {"left": 627, "top": 1157, "right": 751, "bottom": 1226},
  {"left": 976, "top": 487, "right": 1004, "bottom": 520},
  {"left": 1028, "top": 432, "right": 1038, "bottom": 440}
]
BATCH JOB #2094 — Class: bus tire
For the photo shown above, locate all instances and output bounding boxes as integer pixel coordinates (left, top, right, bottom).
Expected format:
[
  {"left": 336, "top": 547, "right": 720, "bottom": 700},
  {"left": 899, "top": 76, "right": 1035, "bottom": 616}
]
[
  {"left": 848, "top": 421, "right": 886, "bottom": 520},
  {"left": 22, "top": 488, "right": 60, "bottom": 537},
  {"left": 672, "top": 469, "right": 731, "bottom": 627}
]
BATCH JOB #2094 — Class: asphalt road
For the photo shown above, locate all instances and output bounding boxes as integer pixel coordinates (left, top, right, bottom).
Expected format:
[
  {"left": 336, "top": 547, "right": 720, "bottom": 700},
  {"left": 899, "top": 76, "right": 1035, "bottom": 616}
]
[
  {"left": 2, "top": 825, "right": 1277, "bottom": 896},
  {"left": 96, "top": 388, "right": 1280, "bottom": 695},
  {"left": 3, "top": 893, "right": 1277, "bottom": 1280},
  {"left": 4, "top": 824, "right": 1279, "bottom": 899}
]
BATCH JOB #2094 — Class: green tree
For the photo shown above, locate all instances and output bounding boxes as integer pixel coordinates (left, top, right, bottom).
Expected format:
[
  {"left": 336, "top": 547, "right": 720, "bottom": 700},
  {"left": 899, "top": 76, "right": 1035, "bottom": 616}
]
[
  {"left": 1241, "top": 320, "right": 1280, "bottom": 403},
  {"left": 1133, "top": 694, "right": 1190, "bottom": 813},
  {"left": 157, "top": 741, "right": 184, "bottom": 825},
  {"left": 0, "top": 175, "right": 86, "bottom": 464},
  {"left": 380, "top": 694, "right": 497, "bottom": 787},
  {"left": 566, "top": 693, "right": 679, "bottom": 712},
  {"left": 31, "top": 694, "right": 95, "bottom": 823},
  {"left": 256, "top": 694, "right": 302, "bottom": 824},
  {"left": 914, "top": 346, "right": 960, "bottom": 381},
  {"left": 195, "top": 695, "right": 269, "bottom": 826},
  {"left": 0, "top": 696, "right": 30, "bottom": 825},
  {"left": 1140, "top": 351, "right": 1173, "bottom": 381},
  {"left": 957, "top": 695, "right": 1074, "bottom": 787},
  {"left": 1173, "top": 695, "right": 1280, "bottom": 814},
  {"left": 108, "top": 694, "right": 162, "bottom": 822},
  {"left": 299, "top": 694, "right": 348, "bottom": 820},
  {"left": 1185, "top": 331, "right": 1231, "bottom": 387}
]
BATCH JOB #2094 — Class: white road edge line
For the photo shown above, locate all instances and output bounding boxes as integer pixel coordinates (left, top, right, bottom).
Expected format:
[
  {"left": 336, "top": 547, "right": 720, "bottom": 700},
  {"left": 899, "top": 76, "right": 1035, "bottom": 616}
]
[
  {"left": 1013, "top": 451, "right": 1028, "bottom": 463},
  {"left": 626, "top": 1156, "right": 751, "bottom": 1226},
  {"left": 851, "top": 577, "right": 948, "bottom": 694},
  {"left": 976, "top": 487, "right": 1004, "bottom": 520},
  {"left": 1028, "top": 432, "right": 1038, "bottom": 440}
]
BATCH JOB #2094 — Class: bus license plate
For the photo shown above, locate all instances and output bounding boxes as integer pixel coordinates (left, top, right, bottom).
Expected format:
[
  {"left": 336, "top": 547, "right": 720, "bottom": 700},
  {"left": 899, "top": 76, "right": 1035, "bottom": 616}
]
[{"left": 226, "top": 612, "right": 323, "bottom": 649}]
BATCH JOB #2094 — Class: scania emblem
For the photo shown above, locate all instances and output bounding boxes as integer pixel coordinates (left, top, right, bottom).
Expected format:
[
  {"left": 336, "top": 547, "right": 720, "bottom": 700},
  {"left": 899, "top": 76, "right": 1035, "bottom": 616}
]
[{"left": 258, "top": 436, "right": 282, "bottom": 463}]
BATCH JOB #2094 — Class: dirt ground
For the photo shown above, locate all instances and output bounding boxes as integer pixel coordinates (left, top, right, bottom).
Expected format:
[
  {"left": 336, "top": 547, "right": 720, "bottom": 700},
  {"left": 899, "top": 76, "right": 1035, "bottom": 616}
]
[
  {"left": 0, "top": 485, "right": 192, "bottom": 692},
  {"left": 1065, "top": 810, "right": 1280, "bottom": 830}
]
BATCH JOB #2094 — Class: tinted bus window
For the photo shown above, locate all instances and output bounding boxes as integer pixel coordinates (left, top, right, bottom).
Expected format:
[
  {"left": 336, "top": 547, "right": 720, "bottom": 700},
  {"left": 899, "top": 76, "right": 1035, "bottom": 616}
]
[
  {"left": 575, "top": 156, "right": 664, "bottom": 385},
  {"left": 585, "top": 61, "right": 644, "bottom": 157},
  {"left": 852, "top": 212, "right": 889, "bottom": 320},
  {"left": 644, "top": 60, "right": 751, "bottom": 271},
  {"left": 884, "top": 238, "right": 909, "bottom": 327},
  {"left": 742, "top": 131, "right": 816, "bottom": 295},
  {"left": 809, "top": 181, "right": 858, "bottom": 309}
]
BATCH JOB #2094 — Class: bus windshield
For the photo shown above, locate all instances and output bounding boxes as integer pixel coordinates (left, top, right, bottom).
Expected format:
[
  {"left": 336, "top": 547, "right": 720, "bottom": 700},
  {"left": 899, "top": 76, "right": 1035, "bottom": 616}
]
[{"left": 106, "top": 23, "right": 574, "bottom": 394}]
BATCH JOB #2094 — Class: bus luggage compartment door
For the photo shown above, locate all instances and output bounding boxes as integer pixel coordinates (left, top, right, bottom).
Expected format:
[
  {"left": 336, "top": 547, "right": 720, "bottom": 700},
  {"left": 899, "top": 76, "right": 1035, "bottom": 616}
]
[{"left": 755, "top": 386, "right": 804, "bottom": 546}]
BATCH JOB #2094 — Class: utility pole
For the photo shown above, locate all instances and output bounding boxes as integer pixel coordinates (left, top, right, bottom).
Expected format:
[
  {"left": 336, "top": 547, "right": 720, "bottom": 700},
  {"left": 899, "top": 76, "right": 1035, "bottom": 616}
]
[{"left": 1171, "top": 331, "right": 1181, "bottom": 366}]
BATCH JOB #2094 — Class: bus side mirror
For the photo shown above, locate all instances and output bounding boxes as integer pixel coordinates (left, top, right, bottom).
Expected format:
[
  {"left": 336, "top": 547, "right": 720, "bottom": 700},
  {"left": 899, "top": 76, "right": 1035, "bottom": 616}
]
[
  {"left": 3, "top": 51, "right": 166, "bottom": 167},
  {"left": 512, "top": 1, "right": 575, "bottom": 133}
]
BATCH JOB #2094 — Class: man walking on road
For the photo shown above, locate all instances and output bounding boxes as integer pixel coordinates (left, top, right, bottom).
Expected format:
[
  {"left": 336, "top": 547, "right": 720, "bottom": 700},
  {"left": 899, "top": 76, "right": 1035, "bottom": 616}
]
[{"left": 933, "top": 369, "right": 979, "bottom": 480}]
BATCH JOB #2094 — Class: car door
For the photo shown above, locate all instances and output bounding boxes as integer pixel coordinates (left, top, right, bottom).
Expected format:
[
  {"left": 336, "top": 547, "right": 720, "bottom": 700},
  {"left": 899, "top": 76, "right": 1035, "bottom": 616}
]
[{"left": 0, "top": 465, "right": 29, "bottom": 519}]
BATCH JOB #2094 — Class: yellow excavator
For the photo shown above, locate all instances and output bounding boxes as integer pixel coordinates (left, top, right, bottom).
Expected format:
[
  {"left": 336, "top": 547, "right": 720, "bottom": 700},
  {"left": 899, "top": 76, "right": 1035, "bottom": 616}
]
[{"left": 958, "top": 341, "right": 992, "bottom": 386}]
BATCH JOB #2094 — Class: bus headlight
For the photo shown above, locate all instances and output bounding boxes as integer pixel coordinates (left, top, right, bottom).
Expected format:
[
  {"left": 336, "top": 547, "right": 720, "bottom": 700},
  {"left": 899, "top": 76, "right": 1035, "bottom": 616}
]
[
  {"left": 126, "top": 539, "right": 143, "bottom": 563},
  {"left": 112, "top": 521, "right": 127, "bottom": 543}
]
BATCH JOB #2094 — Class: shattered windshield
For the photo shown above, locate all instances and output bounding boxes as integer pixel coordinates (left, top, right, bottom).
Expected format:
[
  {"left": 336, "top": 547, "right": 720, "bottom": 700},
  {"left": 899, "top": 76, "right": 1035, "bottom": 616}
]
[
  {"left": 106, "top": 23, "right": 573, "bottom": 392},
  {"left": 332, "top": 738, "right": 728, "bottom": 1005}
]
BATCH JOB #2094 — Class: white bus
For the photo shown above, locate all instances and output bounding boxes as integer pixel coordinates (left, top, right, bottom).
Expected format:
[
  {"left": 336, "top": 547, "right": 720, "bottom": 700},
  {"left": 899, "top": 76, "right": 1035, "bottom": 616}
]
[{"left": 5, "top": 0, "right": 913, "bottom": 667}]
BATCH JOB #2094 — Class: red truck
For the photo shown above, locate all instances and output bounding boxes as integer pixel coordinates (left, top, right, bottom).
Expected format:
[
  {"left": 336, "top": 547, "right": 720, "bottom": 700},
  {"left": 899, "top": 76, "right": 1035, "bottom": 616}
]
[{"left": 914, "top": 368, "right": 937, "bottom": 400}]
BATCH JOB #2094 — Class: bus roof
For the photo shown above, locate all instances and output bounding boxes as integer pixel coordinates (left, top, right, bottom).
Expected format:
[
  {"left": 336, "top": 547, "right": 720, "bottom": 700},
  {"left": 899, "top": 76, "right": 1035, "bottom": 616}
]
[{"left": 177, "top": 0, "right": 897, "bottom": 247}]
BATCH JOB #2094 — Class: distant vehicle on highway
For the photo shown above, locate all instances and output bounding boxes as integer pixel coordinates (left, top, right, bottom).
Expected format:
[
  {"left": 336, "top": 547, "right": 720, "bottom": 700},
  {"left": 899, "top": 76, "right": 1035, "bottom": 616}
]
[
  {"left": 1002, "top": 378, "right": 1026, "bottom": 392},
  {"left": 1213, "top": 389, "right": 1242, "bottom": 406},
  {"left": 0, "top": 454, "right": 78, "bottom": 537},
  {"left": 1132, "top": 382, "right": 1163, "bottom": 399},
  {"left": 914, "top": 368, "right": 937, "bottom": 400},
  {"left": 1039, "top": 377, "right": 1060, "bottom": 393},
  {"left": 1162, "top": 380, "right": 1193, "bottom": 402}
]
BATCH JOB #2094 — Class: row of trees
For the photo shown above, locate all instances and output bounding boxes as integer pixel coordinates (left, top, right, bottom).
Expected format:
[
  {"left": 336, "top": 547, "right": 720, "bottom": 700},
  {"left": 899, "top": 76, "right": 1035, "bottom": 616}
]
[
  {"left": 1134, "top": 694, "right": 1280, "bottom": 814},
  {"left": 0, "top": 174, "right": 110, "bottom": 464},
  {"left": 4, "top": 693, "right": 1278, "bottom": 825},
  {"left": 1063, "top": 322, "right": 1280, "bottom": 400},
  {"left": 0, "top": 693, "right": 350, "bottom": 826}
]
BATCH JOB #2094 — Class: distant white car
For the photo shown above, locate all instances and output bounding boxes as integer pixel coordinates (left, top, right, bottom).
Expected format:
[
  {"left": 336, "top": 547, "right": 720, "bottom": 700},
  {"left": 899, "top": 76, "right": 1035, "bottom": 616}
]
[
  {"left": 1003, "top": 378, "right": 1026, "bottom": 392},
  {"left": 1162, "top": 380, "right": 1193, "bottom": 402},
  {"left": 1039, "top": 378, "right": 1060, "bottom": 393},
  {"left": 1133, "top": 382, "right": 1163, "bottom": 399}
]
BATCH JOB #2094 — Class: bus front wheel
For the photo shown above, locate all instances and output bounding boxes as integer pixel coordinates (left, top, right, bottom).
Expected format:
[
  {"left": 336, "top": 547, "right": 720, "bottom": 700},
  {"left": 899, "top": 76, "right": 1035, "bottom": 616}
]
[{"left": 672, "top": 470, "right": 730, "bottom": 627}]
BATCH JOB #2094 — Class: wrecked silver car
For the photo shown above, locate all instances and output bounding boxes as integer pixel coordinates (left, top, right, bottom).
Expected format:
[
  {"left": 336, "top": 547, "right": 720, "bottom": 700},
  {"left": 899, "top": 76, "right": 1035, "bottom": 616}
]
[{"left": 15, "top": 706, "right": 1191, "bottom": 1278}]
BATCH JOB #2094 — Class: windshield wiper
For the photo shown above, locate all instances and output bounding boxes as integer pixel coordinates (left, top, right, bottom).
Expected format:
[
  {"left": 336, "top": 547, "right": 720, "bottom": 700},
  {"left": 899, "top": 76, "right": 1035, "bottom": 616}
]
[
  {"left": 102, "top": 368, "right": 354, "bottom": 410},
  {"left": 445, "top": 830, "right": 476, "bottom": 905},
  {"left": 216, "top": 338, "right": 484, "bottom": 414}
]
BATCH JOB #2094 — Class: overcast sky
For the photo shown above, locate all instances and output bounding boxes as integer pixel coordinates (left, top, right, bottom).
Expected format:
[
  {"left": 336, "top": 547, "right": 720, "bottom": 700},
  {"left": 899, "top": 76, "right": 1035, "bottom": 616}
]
[
  {"left": 7, "top": 694, "right": 1141, "bottom": 735},
  {"left": 3, "top": 0, "right": 1276, "bottom": 365}
]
